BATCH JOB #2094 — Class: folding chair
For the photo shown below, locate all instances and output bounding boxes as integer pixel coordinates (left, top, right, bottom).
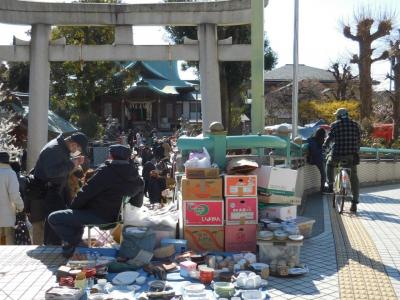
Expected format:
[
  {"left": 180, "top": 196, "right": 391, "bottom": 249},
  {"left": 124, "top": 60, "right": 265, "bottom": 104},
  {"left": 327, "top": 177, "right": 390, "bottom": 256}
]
[{"left": 86, "top": 195, "right": 133, "bottom": 248}]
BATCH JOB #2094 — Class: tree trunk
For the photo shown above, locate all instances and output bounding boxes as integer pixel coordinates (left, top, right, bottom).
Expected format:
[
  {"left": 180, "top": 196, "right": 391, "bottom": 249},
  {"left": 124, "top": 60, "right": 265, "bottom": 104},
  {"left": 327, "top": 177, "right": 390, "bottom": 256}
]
[
  {"left": 219, "top": 63, "right": 230, "bottom": 131},
  {"left": 358, "top": 42, "right": 373, "bottom": 120},
  {"left": 393, "top": 62, "right": 400, "bottom": 140}
]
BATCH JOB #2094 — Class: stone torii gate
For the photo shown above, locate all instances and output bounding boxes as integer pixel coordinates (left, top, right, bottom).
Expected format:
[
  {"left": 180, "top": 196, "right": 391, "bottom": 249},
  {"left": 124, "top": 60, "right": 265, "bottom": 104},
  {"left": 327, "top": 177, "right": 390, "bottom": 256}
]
[{"left": 0, "top": 0, "right": 266, "bottom": 169}]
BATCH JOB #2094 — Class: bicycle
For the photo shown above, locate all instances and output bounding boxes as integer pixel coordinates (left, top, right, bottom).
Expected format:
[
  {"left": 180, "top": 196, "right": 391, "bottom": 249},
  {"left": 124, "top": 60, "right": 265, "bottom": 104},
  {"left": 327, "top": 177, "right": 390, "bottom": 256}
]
[{"left": 332, "top": 159, "right": 353, "bottom": 214}]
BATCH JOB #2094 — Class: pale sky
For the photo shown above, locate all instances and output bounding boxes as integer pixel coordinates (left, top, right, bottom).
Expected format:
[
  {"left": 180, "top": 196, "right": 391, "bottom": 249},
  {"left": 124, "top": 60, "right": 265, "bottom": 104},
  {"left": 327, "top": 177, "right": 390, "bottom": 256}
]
[{"left": 1, "top": 0, "right": 399, "bottom": 89}]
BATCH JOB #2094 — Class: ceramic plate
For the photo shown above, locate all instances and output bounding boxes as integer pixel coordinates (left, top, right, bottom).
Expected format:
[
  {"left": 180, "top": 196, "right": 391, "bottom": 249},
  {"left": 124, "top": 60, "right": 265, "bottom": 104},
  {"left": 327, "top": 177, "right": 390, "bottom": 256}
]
[
  {"left": 288, "top": 234, "right": 304, "bottom": 241},
  {"left": 288, "top": 265, "right": 309, "bottom": 276},
  {"left": 112, "top": 271, "right": 139, "bottom": 285}
]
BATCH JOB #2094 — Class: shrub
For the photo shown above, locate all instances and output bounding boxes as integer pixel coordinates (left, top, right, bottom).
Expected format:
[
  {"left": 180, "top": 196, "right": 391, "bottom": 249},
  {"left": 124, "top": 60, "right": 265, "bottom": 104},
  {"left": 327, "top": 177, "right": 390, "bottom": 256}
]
[{"left": 299, "top": 99, "right": 360, "bottom": 124}]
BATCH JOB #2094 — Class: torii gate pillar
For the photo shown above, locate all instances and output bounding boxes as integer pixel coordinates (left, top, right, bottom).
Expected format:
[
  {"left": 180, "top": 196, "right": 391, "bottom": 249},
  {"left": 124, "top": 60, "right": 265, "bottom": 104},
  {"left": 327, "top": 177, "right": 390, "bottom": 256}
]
[
  {"left": 27, "top": 24, "right": 51, "bottom": 170},
  {"left": 198, "top": 23, "right": 222, "bottom": 132}
]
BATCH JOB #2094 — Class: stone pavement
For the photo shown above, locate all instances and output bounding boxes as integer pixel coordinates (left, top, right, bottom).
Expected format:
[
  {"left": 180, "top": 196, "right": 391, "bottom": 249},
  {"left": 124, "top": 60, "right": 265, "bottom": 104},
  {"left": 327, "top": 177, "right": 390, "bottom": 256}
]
[{"left": 0, "top": 185, "right": 399, "bottom": 300}]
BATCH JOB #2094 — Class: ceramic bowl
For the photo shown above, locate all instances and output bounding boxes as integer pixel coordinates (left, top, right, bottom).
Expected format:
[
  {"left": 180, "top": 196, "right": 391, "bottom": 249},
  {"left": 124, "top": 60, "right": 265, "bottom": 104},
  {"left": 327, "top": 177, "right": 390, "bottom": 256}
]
[
  {"left": 257, "top": 231, "right": 274, "bottom": 240},
  {"left": 213, "top": 282, "right": 235, "bottom": 298},
  {"left": 242, "top": 290, "right": 264, "bottom": 300},
  {"left": 267, "top": 222, "right": 282, "bottom": 231},
  {"left": 274, "top": 230, "right": 288, "bottom": 241}
]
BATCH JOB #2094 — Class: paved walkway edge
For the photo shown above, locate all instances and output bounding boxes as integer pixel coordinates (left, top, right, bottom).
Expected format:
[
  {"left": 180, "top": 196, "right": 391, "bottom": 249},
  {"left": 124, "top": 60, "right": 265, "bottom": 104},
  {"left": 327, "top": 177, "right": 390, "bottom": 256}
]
[{"left": 329, "top": 199, "right": 397, "bottom": 300}]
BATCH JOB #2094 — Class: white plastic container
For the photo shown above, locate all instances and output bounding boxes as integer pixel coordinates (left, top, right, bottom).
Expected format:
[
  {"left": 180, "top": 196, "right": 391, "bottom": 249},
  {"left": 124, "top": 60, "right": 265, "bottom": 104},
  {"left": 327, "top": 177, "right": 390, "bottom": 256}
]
[
  {"left": 257, "top": 240, "right": 303, "bottom": 265},
  {"left": 293, "top": 217, "right": 315, "bottom": 238},
  {"left": 241, "top": 290, "right": 264, "bottom": 300}
]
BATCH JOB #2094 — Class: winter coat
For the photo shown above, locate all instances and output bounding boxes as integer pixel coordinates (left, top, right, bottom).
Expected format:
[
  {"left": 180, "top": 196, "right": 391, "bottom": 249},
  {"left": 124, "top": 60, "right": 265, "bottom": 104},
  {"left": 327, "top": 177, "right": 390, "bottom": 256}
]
[
  {"left": 33, "top": 134, "right": 74, "bottom": 186},
  {"left": 0, "top": 163, "right": 24, "bottom": 227},
  {"left": 142, "top": 161, "right": 156, "bottom": 181},
  {"left": 148, "top": 176, "right": 166, "bottom": 204},
  {"left": 70, "top": 160, "right": 144, "bottom": 223},
  {"left": 307, "top": 137, "right": 324, "bottom": 165}
]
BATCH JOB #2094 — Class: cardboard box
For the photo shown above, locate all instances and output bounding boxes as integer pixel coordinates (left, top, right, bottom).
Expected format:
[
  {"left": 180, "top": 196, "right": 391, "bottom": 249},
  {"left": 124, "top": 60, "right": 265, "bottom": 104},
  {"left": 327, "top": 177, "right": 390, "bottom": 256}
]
[
  {"left": 181, "top": 178, "right": 222, "bottom": 200},
  {"left": 225, "top": 224, "right": 257, "bottom": 252},
  {"left": 185, "top": 168, "right": 219, "bottom": 179},
  {"left": 184, "top": 226, "right": 224, "bottom": 252},
  {"left": 258, "top": 194, "right": 302, "bottom": 206},
  {"left": 224, "top": 175, "right": 257, "bottom": 197},
  {"left": 251, "top": 166, "right": 297, "bottom": 196},
  {"left": 259, "top": 204, "right": 297, "bottom": 221},
  {"left": 183, "top": 200, "right": 224, "bottom": 226},
  {"left": 225, "top": 197, "right": 258, "bottom": 225}
]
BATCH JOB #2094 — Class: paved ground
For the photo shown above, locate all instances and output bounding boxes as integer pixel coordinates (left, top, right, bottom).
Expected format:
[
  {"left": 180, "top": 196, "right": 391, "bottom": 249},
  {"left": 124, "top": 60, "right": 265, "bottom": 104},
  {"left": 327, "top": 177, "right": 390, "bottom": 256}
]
[{"left": 0, "top": 184, "right": 399, "bottom": 300}]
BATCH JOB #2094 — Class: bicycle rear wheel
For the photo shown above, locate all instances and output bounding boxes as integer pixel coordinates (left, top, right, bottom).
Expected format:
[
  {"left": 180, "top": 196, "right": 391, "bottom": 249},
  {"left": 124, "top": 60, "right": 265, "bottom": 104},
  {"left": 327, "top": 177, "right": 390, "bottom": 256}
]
[{"left": 334, "top": 188, "right": 345, "bottom": 214}]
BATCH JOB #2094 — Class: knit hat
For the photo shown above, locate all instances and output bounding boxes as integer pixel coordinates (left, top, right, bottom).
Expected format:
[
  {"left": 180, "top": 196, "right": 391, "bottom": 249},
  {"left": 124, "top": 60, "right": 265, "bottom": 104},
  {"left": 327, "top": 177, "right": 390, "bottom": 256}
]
[
  {"left": 0, "top": 152, "right": 10, "bottom": 164},
  {"left": 109, "top": 144, "right": 131, "bottom": 160}
]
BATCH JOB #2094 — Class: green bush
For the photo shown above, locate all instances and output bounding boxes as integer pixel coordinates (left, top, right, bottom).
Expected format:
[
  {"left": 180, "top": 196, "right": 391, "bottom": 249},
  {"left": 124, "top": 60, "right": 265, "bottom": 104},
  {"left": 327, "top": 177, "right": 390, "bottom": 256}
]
[{"left": 299, "top": 99, "right": 360, "bottom": 124}]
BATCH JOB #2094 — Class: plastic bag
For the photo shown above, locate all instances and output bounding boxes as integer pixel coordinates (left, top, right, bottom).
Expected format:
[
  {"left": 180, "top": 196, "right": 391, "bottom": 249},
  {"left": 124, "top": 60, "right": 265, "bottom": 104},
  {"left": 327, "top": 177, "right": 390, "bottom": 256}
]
[
  {"left": 119, "top": 226, "right": 156, "bottom": 259},
  {"left": 184, "top": 147, "right": 211, "bottom": 168}
]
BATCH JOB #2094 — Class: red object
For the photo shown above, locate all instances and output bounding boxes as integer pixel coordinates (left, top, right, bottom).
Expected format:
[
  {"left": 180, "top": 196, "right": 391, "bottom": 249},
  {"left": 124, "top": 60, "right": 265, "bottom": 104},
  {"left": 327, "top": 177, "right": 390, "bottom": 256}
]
[
  {"left": 372, "top": 123, "right": 393, "bottom": 142},
  {"left": 82, "top": 268, "right": 96, "bottom": 278},
  {"left": 59, "top": 276, "right": 75, "bottom": 287},
  {"left": 199, "top": 268, "right": 214, "bottom": 284},
  {"left": 183, "top": 200, "right": 224, "bottom": 226},
  {"left": 225, "top": 197, "right": 258, "bottom": 225},
  {"left": 225, "top": 224, "right": 257, "bottom": 252}
]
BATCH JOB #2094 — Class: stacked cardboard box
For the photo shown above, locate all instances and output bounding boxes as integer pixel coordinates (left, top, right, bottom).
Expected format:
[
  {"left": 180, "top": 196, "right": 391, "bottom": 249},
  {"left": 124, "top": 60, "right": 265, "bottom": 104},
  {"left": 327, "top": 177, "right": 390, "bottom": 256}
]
[
  {"left": 224, "top": 175, "right": 258, "bottom": 252},
  {"left": 251, "top": 166, "right": 300, "bottom": 222},
  {"left": 182, "top": 170, "right": 224, "bottom": 252}
]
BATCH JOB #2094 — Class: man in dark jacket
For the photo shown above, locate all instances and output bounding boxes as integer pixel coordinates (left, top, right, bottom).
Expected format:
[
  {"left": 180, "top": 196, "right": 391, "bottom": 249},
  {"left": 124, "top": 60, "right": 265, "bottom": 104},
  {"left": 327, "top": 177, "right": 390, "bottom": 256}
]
[
  {"left": 33, "top": 132, "right": 88, "bottom": 245},
  {"left": 323, "top": 108, "right": 361, "bottom": 213},
  {"left": 48, "top": 144, "right": 144, "bottom": 258}
]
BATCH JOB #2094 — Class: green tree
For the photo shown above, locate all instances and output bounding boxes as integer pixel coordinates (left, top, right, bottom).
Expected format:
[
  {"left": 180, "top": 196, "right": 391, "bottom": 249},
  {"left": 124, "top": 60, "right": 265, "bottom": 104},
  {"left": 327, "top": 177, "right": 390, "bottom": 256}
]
[
  {"left": 164, "top": 0, "right": 277, "bottom": 133},
  {"left": 343, "top": 8, "right": 392, "bottom": 120},
  {"left": 50, "top": 0, "right": 137, "bottom": 138},
  {"left": 2, "top": 62, "right": 30, "bottom": 92}
]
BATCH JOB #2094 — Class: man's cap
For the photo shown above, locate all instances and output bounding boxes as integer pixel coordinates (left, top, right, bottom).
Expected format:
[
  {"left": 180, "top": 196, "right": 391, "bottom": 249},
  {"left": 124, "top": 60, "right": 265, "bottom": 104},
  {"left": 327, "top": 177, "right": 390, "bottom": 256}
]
[
  {"left": 70, "top": 132, "right": 88, "bottom": 155},
  {"left": 0, "top": 152, "right": 10, "bottom": 164},
  {"left": 333, "top": 108, "right": 349, "bottom": 118},
  {"left": 109, "top": 144, "right": 131, "bottom": 160}
]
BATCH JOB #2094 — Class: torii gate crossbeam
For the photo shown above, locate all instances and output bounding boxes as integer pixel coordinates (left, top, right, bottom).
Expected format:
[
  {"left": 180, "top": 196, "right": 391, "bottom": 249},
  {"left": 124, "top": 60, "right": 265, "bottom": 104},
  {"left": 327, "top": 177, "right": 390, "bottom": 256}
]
[{"left": 0, "top": 0, "right": 268, "bottom": 169}]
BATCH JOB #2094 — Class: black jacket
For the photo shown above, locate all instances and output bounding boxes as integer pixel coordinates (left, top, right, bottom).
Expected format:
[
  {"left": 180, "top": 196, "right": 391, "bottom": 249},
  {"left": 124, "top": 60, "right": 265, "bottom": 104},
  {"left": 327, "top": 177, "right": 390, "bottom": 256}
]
[
  {"left": 70, "top": 160, "right": 144, "bottom": 223},
  {"left": 148, "top": 176, "right": 166, "bottom": 204},
  {"left": 33, "top": 135, "right": 74, "bottom": 186},
  {"left": 142, "top": 161, "right": 155, "bottom": 181}
]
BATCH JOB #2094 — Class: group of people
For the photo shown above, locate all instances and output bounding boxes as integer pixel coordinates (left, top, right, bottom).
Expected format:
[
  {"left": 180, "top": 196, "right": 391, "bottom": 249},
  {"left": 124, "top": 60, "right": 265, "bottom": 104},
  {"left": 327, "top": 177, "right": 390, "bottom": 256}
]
[
  {"left": 0, "top": 107, "right": 361, "bottom": 253},
  {"left": 308, "top": 107, "right": 361, "bottom": 213},
  {"left": 0, "top": 127, "right": 176, "bottom": 257}
]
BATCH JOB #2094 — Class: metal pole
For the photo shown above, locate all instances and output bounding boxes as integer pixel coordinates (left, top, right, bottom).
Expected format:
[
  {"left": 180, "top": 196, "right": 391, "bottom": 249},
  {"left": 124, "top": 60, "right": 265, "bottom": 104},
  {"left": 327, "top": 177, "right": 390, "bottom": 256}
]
[
  {"left": 251, "top": 0, "right": 265, "bottom": 134},
  {"left": 291, "top": 0, "right": 299, "bottom": 140},
  {"left": 196, "top": 92, "right": 198, "bottom": 123}
]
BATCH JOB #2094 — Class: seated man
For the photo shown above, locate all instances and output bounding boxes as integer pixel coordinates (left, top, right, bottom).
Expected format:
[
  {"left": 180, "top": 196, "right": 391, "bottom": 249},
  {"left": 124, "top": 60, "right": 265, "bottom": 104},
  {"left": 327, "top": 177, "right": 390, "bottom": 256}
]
[{"left": 48, "top": 144, "right": 144, "bottom": 258}]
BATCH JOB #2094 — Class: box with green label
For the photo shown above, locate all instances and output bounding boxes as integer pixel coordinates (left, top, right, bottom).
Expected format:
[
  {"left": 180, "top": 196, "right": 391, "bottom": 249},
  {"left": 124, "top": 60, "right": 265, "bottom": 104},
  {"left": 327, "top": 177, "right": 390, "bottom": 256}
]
[
  {"left": 183, "top": 200, "right": 224, "bottom": 226},
  {"left": 251, "top": 166, "right": 300, "bottom": 205}
]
